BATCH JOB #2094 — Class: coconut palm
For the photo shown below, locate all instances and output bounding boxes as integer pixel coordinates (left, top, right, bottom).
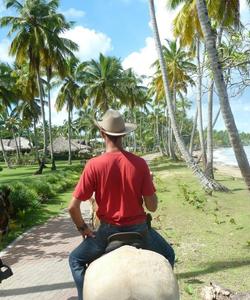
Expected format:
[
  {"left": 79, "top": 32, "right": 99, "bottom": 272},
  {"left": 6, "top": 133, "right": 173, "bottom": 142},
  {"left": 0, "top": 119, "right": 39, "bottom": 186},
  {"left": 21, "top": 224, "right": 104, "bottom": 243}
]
[
  {"left": 14, "top": 97, "right": 42, "bottom": 162},
  {"left": 55, "top": 57, "right": 85, "bottom": 164},
  {"left": 148, "top": 0, "right": 228, "bottom": 191},
  {"left": 168, "top": 0, "right": 243, "bottom": 171},
  {"left": 196, "top": 0, "right": 250, "bottom": 190},
  {"left": 0, "top": 0, "right": 76, "bottom": 172},
  {"left": 121, "top": 68, "right": 149, "bottom": 152},
  {"left": 74, "top": 107, "right": 97, "bottom": 145},
  {"left": 0, "top": 106, "right": 11, "bottom": 168},
  {"left": 0, "top": 62, "right": 17, "bottom": 168},
  {"left": 82, "top": 54, "right": 126, "bottom": 112},
  {"left": 150, "top": 40, "right": 195, "bottom": 158},
  {"left": 168, "top": 0, "right": 241, "bottom": 46},
  {"left": 42, "top": 18, "right": 78, "bottom": 170}
]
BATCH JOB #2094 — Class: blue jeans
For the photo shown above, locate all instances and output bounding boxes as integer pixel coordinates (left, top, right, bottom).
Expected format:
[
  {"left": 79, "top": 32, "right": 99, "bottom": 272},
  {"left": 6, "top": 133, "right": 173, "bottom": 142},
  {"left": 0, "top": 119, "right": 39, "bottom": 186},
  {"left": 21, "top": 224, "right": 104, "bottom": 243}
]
[{"left": 69, "top": 222, "right": 175, "bottom": 300}]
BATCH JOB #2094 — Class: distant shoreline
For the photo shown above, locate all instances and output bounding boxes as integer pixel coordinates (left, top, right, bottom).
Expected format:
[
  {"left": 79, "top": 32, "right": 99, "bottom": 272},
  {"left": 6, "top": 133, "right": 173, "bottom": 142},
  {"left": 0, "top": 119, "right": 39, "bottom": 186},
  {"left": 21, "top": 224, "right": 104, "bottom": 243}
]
[{"left": 192, "top": 149, "right": 242, "bottom": 178}]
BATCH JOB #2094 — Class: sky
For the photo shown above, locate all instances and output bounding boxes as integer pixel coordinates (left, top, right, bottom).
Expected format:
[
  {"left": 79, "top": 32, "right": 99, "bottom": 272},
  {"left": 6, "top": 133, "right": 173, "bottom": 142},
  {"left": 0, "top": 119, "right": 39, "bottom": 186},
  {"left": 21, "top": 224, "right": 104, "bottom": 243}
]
[{"left": 0, "top": 0, "right": 250, "bottom": 132}]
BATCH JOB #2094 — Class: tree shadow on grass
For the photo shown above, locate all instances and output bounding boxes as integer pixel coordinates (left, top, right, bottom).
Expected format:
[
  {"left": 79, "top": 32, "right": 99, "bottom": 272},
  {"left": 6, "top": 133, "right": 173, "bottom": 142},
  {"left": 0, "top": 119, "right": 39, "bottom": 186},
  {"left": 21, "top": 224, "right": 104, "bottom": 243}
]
[
  {"left": 177, "top": 259, "right": 250, "bottom": 279},
  {"left": 231, "top": 188, "right": 245, "bottom": 192}
]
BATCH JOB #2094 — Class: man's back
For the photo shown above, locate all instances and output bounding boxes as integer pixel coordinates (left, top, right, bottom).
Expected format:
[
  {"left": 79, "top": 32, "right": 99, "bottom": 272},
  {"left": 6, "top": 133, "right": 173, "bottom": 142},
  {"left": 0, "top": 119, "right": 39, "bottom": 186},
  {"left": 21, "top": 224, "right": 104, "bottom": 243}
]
[{"left": 73, "top": 150, "right": 155, "bottom": 226}]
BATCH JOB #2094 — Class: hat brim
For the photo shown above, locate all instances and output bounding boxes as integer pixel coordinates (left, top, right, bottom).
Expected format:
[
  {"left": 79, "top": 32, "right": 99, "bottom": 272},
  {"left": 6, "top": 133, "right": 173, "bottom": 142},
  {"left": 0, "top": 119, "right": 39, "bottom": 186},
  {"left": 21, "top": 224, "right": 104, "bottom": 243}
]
[{"left": 94, "top": 120, "right": 137, "bottom": 136}]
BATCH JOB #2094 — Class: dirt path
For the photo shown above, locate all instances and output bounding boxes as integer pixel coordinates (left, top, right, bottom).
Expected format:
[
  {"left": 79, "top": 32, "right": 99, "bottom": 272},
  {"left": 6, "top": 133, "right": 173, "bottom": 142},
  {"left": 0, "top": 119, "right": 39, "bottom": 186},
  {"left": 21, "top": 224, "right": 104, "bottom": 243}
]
[{"left": 0, "top": 202, "right": 92, "bottom": 300}]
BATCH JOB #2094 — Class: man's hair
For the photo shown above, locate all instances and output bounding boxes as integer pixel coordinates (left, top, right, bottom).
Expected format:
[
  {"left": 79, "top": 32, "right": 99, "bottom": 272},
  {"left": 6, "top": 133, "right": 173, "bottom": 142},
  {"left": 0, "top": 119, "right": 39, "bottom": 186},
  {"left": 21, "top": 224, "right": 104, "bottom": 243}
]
[{"left": 105, "top": 134, "right": 122, "bottom": 144}]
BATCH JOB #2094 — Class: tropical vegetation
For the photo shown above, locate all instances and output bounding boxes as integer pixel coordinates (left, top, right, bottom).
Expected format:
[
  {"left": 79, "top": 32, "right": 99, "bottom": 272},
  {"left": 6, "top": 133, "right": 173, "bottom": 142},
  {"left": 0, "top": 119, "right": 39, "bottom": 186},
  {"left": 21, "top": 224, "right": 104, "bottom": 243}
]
[{"left": 0, "top": 0, "right": 250, "bottom": 296}]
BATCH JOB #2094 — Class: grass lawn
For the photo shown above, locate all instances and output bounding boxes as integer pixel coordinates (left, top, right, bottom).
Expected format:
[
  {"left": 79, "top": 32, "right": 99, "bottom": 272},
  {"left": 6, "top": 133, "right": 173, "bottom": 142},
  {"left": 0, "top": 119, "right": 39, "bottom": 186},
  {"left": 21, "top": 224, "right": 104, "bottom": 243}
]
[
  {"left": 150, "top": 157, "right": 250, "bottom": 299},
  {"left": 1, "top": 157, "right": 250, "bottom": 298},
  {"left": 0, "top": 160, "right": 83, "bottom": 250},
  {"left": 0, "top": 160, "right": 82, "bottom": 185}
]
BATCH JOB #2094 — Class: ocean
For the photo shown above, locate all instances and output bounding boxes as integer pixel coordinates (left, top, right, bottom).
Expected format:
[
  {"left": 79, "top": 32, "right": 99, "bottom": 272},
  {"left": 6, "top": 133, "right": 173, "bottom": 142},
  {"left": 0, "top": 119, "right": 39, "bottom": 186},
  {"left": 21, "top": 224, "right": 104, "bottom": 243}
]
[{"left": 213, "top": 145, "right": 250, "bottom": 166}]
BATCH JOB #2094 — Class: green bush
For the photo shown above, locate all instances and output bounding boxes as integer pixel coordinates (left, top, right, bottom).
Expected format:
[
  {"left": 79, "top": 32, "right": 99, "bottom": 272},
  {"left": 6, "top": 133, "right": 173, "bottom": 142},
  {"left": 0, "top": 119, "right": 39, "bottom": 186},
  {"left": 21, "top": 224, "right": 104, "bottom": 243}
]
[
  {"left": 30, "top": 180, "right": 56, "bottom": 202},
  {"left": 9, "top": 182, "right": 40, "bottom": 213},
  {"left": 46, "top": 174, "right": 61, "bottom": 184},
  {"left": 0, "top": 166, "right": 3, "bottom": 172}
]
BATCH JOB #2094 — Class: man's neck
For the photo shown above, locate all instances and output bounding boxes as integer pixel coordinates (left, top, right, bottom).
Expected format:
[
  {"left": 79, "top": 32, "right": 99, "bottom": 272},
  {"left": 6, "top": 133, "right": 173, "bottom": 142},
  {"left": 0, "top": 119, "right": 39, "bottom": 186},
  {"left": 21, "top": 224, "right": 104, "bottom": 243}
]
[{"left": 105, "top": 142, "right": 123, "bottom": 153}]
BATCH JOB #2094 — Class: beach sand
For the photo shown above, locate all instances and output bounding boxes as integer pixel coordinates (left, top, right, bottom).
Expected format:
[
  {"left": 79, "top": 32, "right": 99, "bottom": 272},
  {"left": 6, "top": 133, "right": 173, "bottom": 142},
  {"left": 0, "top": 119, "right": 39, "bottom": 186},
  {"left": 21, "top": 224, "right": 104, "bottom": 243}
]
[
  {"left": 214, "top": 162, "right": 242, "bottom": 178},
  {"left": 192, "top": 150, "right": 242, "bottom": 178}
]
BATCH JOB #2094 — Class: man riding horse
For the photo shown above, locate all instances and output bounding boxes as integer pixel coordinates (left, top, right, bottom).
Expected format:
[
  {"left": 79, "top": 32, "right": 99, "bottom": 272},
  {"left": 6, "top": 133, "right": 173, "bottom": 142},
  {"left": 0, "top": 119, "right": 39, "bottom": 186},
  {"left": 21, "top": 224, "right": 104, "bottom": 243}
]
[{"left": 68, "top": 110, "right": 175, "bottom": 300}]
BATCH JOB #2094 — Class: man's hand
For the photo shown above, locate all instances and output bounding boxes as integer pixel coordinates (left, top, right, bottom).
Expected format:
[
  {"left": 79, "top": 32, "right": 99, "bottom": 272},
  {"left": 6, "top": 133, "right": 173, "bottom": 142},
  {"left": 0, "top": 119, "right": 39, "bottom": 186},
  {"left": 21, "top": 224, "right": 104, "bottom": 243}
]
[
  {"left": 68, "top": 197, "right": 96, "bottom": 238},
  {"left": 78, "top": 224, "right": 95, "bottom": 239},
  {"left": 82, "top": 227, "right": 95, "bottom": 239}
]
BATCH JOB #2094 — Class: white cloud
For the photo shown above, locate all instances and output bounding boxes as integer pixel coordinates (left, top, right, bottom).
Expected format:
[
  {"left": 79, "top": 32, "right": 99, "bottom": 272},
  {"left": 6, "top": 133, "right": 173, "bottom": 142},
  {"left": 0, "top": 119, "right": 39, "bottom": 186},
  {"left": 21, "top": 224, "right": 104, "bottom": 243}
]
[
  {"left": 122, "top": 0, "right": 180, "bottom": 77},
  {"left": 0, "top": 38, "right": 14, "bottom": 64},
  {"left": 61, "top": 26, "right": 113, "bottom": 61},
  {"left": 122, "top": 37, "right": 157, "bottom": 76},
  {"left": 61, "top": 8, "right": 85, "bottom": 19}
]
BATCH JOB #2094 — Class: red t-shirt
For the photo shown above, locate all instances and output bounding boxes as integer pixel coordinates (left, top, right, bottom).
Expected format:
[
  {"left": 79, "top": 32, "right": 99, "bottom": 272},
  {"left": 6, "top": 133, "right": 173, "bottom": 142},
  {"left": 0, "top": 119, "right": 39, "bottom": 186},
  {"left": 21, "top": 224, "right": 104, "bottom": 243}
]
[{"left": 73, "top": 150, "right": 156, "bottom": 226}]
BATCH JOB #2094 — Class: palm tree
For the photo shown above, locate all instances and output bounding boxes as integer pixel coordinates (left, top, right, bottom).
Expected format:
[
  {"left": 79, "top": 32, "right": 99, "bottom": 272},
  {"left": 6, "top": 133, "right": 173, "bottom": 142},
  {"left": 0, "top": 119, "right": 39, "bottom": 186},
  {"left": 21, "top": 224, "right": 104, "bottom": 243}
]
[
  {"left": 0, "top": 107, "right": 11, "bottom": 168},
  {"left": 0, "top": 62, "right": 17, "bottom": 168},
  {"left": 196, "top": 0, "right": 250, "bottom": 191},
  {"left": 55, "top": 57, "right": 85, "bottom": 164},
  {"left": 148, "top": 0, "right": 228, "bottom": 192},
  {"left": 206, "top": 80, "right": 214, "bottom": 178},
  {"left": 14, "top": 98, "right": 42, "bottom": 163},
  {"left": 0, "top": 0, "right": 75, "bottom": 172},
  {"left": 168, "top": 0, "right": 243, "bottom": 171},
  {"left": 74, "top": 107, "right": 97, "bottom": 145},
  {"left": 5, "top": 114, "right": 22, "bottom": 163},
  {"left": 42, "top": 17, "right": 78, "bottom": 170},
  {"left": 150, "top": 40, "right": 195, "bottom": 158},
  {"left": 82, "top": 54, "right": 125, "bottom": 112},
  {"left": 121, "top": 68, "right": 149, "bottom": 152}
]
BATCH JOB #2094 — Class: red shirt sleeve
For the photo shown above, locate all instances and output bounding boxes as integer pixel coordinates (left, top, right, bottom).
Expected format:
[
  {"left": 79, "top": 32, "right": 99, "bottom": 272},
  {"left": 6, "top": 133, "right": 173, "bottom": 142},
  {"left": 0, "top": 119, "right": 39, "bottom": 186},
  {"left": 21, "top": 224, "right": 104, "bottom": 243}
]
[
  {"left": 73, "top": 161, "right": 95, "bottom": 201},
  {"left": 141, "top": 162, "right": 156, "bottom": 196}
]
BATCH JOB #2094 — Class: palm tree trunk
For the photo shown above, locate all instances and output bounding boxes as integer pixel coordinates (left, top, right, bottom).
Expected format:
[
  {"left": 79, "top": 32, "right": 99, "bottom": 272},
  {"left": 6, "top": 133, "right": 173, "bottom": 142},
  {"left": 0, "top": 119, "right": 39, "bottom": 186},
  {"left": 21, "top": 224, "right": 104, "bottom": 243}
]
[
  {"left": 189, "top": 108, "right": 198, "bottom": 155},
  {"left": 133, "top": 109, "right": 137, "bottom": 153},
  {"left": 68, "top": 110, "right": 72, "bottom": 165},
  {"left": 148, "top": 0, "right": 228, "bottom": 192},
  {"left": 36, "top": 69, "right": 47, "bottom": 173},
  {"left": 12, "top": 129, "right": 21, "bottom": 164},
  {"left": 164, "top": 105, "right": 170, "bottom": 156},
  {"left": 33, "top": 120, "right": 40, "bottom": 164},
  {"left": 47, "top": 75, "right": 56, "bottom": 171},
  {"left": 196, "top": 0, "right": 250, "bottom": 191},
  {"left": 205, "top": 81, "right": 214, "bottom": 178},
  {"left": 0, "top": 138, "right": 11, "bottom": 168},
  {"left": 196, "top": 37, "right": 207, "bottom": 169}
]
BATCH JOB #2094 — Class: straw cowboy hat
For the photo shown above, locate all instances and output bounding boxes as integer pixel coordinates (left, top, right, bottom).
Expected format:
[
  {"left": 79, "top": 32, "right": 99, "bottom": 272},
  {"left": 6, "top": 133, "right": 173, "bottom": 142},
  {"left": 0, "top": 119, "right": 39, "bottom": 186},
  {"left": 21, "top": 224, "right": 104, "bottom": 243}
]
[{"left": 94, "top": 109, "right": 137, "bottom": 136}]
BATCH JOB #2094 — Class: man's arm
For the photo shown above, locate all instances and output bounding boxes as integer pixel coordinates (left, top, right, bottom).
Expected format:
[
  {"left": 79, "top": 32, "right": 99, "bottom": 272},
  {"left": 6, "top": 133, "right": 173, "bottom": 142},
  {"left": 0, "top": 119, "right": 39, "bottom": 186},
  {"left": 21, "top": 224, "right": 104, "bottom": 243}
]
[
  {"left": 143, "top": 194, "right": 158, "bottom": 212},
  {"left": 68, "top": 197, "right": 94, "bottom": 237}
]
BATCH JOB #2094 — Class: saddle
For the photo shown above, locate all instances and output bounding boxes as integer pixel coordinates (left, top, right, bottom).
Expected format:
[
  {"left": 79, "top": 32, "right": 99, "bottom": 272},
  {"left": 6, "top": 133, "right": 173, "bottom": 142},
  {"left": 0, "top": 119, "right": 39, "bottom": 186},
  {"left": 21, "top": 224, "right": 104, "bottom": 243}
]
[
  {"left": 0, "top": 259, "right": 13, "bottom": 283},
  {"left": 105, "top": 231, "right": 146, "bottom": 254},
  {"left": 104, "top": 214, "right": 152, "bottom": 254}
]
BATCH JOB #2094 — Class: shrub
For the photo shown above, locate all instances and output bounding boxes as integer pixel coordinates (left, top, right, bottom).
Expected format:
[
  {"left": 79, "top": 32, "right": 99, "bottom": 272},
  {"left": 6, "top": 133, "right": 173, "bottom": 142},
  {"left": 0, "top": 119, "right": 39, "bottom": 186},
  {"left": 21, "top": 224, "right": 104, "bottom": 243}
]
[
  {"left": 9, "top": 182, "right": 40, "bottom": 213},
  {"left": 30, "top": 180, "right": 56, "bottom": 203},
  {"left": 46, "top": 174, "right": 61, "bottom": 184}
]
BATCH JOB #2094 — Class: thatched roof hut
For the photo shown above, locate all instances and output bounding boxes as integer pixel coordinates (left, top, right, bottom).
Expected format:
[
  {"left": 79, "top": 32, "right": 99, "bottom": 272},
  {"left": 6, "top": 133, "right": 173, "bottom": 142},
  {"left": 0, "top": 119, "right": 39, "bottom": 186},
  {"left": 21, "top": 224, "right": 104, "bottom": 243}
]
[
  {"left": 49, "top": 137, "right": 92, "bottom": 154},
  {"left": 0, "top": 137, "right": 31, "bottom": 152}
]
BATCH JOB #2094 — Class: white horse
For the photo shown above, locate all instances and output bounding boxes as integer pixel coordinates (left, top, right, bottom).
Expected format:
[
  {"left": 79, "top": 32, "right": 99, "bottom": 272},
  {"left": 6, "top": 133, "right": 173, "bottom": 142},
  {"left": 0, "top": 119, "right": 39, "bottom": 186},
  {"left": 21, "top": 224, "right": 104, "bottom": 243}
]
[{"left": 83, "top": 245, "right": 180, "bottom": 300}]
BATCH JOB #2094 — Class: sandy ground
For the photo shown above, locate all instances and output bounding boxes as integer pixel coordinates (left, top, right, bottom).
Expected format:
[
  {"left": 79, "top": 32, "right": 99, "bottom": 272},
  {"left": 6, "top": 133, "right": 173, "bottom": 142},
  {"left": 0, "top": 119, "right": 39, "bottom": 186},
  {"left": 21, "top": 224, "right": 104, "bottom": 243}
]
[{"left": 214, "top": 162, "right": 242, "bottom": 178}]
